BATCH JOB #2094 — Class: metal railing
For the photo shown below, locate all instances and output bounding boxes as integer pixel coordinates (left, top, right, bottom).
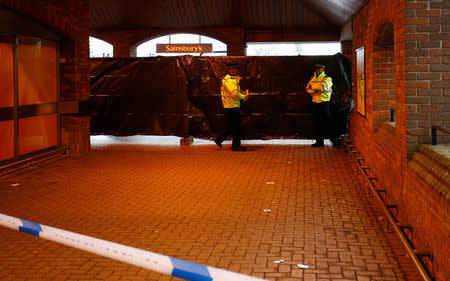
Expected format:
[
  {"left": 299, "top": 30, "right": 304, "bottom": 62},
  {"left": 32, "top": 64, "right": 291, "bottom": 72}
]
[
  {"left": 431, "top": 125, "right": 450, "bottom": 145},
  {"left": 0, "top": 146, "right": 68, "bottom": 176},
  {"left": 343, "top": 138, "right": 433, "bottom": 281}
]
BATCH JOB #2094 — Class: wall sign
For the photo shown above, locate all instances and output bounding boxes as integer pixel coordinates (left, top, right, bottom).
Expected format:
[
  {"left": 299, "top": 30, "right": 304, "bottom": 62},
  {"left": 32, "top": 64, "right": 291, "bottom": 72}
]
[
  {"left": 356, "top": 47, "right": 366, "bottom": 117},
  {"left": 156, "top": 44, "right": 212, "bottom": 53}
]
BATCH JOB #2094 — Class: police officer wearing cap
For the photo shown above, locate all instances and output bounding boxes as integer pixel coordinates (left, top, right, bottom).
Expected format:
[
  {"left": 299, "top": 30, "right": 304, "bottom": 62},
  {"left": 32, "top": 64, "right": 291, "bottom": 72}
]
[
  {"left": 214, "top": 63, "right": 249, "bottom": 151},
  {"left": 306, "top": 64, "right": 333, "bottom": 147}
]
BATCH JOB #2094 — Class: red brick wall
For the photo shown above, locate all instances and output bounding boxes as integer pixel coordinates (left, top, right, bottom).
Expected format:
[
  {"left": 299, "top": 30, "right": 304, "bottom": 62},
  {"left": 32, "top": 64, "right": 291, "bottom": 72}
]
[
  {"left": 350, "top": 0, "right": 406, "bottom": 158},
  {"left": 350, "top": 1, "right": 448, "bottom": 280},
  {"left": 0, "top": 0, "right": 91, "bottom": 153},
  {"left": 373, "top": 45, "right": 395, "bottom": 127},
  {"left": 401, "top": 168, "right": 449, "bottom": 281},
  {"left": 405, "top": 0, "right": 450, "bottom": 154}
]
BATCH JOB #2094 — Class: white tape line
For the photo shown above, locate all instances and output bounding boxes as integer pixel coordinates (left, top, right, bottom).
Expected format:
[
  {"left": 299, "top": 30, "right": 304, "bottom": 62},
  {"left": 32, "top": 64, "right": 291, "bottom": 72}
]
[{"left": 0, "top": 213, "right": 267, "bottom": 281}]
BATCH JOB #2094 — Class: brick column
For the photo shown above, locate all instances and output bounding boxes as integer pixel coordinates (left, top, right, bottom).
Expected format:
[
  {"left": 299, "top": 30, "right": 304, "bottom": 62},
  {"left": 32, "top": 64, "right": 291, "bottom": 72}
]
[
  {"left": 224, "top": 28, "right": 245, "bottom": 56},
  {"left": 340, "top": 40, "right": 352, "bottom": 61},
  {"left": 113, "top": 41, "right": 133, "bottom": 58},
  {"left": 60, "top": 0, "right": 91, "bottom": 154},
  {"left": 61, "top": 116, "right": 91, "bottom": 154}
]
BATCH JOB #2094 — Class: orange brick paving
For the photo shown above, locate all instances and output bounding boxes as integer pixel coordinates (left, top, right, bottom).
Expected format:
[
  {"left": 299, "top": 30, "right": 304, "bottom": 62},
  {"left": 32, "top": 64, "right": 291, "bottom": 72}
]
[{"left": 0, "top": 139, "right": 420, "bottom": 280}]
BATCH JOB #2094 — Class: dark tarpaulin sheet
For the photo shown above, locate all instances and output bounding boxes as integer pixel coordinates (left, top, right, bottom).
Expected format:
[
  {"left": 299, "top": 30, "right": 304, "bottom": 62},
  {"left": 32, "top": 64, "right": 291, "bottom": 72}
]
[
  {"left": 89, "top": 54, "right": 352, "bottom": 139},
  {"left": 90, "top": 57, "right": 188, "bottom": 136}
]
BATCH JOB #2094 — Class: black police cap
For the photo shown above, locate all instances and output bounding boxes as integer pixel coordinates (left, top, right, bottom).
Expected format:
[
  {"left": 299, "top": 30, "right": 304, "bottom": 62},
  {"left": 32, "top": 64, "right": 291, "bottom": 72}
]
[{"left": 226, "top": 63, "right": 240, "bottom": 69}]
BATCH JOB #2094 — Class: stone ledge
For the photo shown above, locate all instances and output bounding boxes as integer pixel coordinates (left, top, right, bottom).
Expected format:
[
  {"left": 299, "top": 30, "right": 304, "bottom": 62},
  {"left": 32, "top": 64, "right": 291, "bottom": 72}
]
[
  {"left": 409, "top": 144, "right": 450, "bottom": 200},
  {"left": 375, "top": 122, "right": 397, "bottom": 152}
]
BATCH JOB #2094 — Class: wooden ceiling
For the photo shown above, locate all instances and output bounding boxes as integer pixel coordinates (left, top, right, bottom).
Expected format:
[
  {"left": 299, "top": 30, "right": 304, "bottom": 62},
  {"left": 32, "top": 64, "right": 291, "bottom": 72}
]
[
  {"left": 302, "top": 0, "right": 365, "bottom": 26},
  {"left": 90, "top": 0, "right": 365, "bottom": 30}
]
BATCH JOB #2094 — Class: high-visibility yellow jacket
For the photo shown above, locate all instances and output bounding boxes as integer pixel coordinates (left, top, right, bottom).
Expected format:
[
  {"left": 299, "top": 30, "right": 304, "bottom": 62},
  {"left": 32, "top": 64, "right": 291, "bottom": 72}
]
[
  {"left": 221, "top": 74, "right": 246, "bottom": 108},
  {"left": 306, "top": 72, "right": 333, "bottom": 103}
]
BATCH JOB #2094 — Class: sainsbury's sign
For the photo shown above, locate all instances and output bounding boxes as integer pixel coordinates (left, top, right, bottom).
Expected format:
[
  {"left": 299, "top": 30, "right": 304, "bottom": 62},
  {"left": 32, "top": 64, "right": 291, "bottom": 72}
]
[{"left": 156, "top": 44, "right": 213, "bottom": 53}]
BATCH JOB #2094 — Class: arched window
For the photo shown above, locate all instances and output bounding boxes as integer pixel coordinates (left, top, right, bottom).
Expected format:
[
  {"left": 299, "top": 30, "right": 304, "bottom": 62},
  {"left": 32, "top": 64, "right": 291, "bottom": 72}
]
[
  {"left": 136, "top": 33, "right": 227, "bottom": 57},
  {"left": 89, "top": 37, "right": 113, "bottom": 58},
  {"left": 373, "top": 22, "right": 395, "bottom": 128}
]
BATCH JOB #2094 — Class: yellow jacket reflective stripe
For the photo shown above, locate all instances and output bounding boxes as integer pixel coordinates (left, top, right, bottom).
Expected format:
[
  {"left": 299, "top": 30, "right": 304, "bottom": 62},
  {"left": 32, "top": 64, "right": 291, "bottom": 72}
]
[
  {"left": 306, "top": 72, "right": 333, "bottom": 103},
  {"left": 221, "top": 74, "right": 246, "bottom": 108}
]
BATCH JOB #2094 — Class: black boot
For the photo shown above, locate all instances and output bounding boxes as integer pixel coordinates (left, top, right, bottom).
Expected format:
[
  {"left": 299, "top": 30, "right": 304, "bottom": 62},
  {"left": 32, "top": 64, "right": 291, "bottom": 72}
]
[
  {"left": 331, "top": 137, "right": 342, "bottom": 148},
  {"left": 311, "top": 141, "right": 324, "bottom": 147},
  {"left": 214, "top": 139, "right": 222, "bottom": 148},
  {"left": 232, "top": 146, "right": 246, "bottom": 151}
]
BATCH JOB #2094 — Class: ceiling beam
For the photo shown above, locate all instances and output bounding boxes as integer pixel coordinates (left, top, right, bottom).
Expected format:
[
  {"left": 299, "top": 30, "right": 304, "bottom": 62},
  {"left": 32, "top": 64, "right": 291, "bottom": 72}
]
[
  {"left": 231, "top": 0, "right": 246, "bottom": 27},
  {"left": 340, "top": 21, "right": 353, "bottom": 41}
]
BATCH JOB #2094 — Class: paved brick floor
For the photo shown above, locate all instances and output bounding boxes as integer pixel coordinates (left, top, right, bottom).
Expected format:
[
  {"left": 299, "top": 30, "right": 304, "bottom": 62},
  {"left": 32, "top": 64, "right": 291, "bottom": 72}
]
[{"left": 0, "top": 137, "right": 414, "bottom": 280}]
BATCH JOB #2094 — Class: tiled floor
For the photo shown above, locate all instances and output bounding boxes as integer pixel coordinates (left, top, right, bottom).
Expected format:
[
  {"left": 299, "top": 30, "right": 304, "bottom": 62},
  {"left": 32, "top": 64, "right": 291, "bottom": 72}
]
[{"left": 0, "top": 137, "right": 415, "bottom": 280}]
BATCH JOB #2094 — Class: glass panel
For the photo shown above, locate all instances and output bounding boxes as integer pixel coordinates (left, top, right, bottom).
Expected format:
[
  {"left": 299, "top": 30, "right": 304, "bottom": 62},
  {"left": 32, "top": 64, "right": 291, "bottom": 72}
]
[
  {"left": 356, "top": 47, "right": 366, "bottom": 116},
  {"left": 0, "top": 121, "right": 14, "bottom": 161},
  {"left": 296, "top": 42, "right": 341, "bottom": 56},
  {"left": 89, "top": 37, "right": 113, "bottom": 58},
  {"left": 18, "top": 38, "right": 57, "bottom": 106},
  {"left": 19, "top": 114, "right": 57, "bottom": 155},
  {"left": 198, "top": 35, "right": 227, "bottom": 55},
  {"left": 170, "top": 33, "right": 200, "bottom": 43},
  {"left": 246, "top": 42, "right": 341, "bottom": 56},
  {"left": 0, "top": 35, "right": 14, "bottom": 108}
]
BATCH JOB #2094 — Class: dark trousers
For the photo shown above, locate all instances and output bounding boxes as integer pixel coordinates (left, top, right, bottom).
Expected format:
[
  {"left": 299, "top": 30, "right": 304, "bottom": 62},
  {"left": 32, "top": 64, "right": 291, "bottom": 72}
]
[
  {"left": 216, "top": 107, "right": 241, "bottom": 148},
  {"left": 312, "top": 101, "right": 331, "bottom": 143}
]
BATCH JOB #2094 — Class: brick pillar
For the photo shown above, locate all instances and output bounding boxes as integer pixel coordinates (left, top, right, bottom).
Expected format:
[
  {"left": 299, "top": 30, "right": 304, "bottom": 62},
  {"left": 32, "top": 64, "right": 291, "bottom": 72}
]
[
  {"left": 61, "top": 116, "right": 91, "bottom": 154},
  {"left": 225, "top": 28, "right": 245, "bottom": 56},
  {"left": 340, "top": 40, "right": 352, "bottom": 61},
  {"left": 113, "top": 41, "right": 132, "bottom": 58},
  {"left": 62, "top": 0, "right": 91, "bottom": 154},
  {"left": 130, "top": 45, "right": 137, "bottom": 57}
]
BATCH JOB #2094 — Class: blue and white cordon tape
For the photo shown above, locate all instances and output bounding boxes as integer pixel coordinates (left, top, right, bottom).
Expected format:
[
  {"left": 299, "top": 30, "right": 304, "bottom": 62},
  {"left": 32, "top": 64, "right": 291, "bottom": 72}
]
[{"left": 0, "top": 213, "right": 267, "bottom": 281}]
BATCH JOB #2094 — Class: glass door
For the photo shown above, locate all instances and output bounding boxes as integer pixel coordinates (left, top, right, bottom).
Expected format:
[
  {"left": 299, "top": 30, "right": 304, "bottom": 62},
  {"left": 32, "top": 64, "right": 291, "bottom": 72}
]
[
  {"left": 0, "top": 34, "right": 60, "bottom": 163},
  {"left": 0, "top": 35, "right": 15, "bottom": 161},
  {"left": 18, "top": 37, "right": 58, "bottom": 155}
]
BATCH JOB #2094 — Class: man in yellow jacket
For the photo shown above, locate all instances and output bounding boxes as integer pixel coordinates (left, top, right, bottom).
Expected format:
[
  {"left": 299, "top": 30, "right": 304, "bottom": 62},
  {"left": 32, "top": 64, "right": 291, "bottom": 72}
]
[
  {"left": 306, "top": 64, "right": 333, "bottom": 147},
  {"left": 214, "top": 63, "right": 248, "bottom": 151}
]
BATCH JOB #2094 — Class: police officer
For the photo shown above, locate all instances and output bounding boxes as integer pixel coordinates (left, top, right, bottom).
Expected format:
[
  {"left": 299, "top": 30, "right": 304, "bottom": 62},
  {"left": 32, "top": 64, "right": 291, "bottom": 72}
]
[
  {"left": 306, "top": 64, "right": 333, "bottom": 147},
  {"left": 214, "top": 63, "right": 248, "bottom": 151}
]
